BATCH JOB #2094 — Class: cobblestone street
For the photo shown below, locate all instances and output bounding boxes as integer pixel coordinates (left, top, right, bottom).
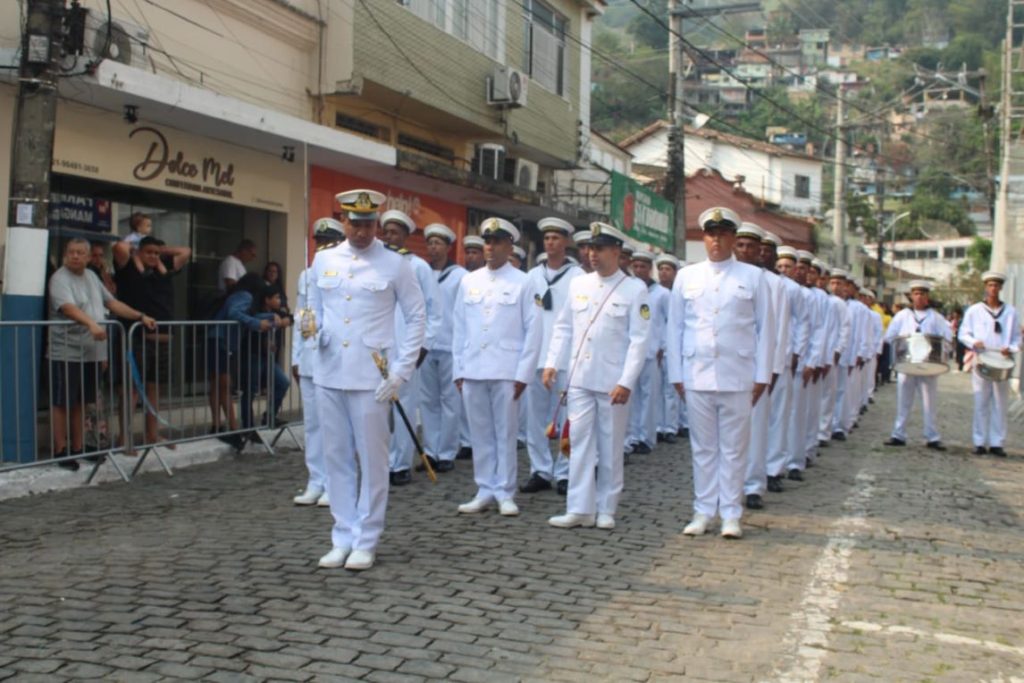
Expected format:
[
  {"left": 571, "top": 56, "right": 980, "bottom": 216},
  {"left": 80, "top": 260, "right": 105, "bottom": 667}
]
[{"left": 1, "top": 372, "right": 1022, "bottom": 682}]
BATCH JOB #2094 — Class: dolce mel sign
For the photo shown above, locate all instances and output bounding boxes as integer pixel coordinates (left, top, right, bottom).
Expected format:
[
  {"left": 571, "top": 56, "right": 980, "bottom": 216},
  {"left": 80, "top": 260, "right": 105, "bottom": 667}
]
[{"left": 52, "top": 103, "right": 290, "bottom": 211}]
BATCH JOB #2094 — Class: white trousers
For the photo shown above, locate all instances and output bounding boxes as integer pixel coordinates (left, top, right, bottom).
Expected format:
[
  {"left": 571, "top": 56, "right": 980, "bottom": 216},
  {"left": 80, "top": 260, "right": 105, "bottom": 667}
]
[
  {"left": 627, "top": 358, "right": 659, "bottom": 447},
  {"left": 863, "top": 359, "right": 876, "bottom": 406},
  {"left": 972, "top": 370, "right": 1010, "bottom": 447},
  {"left": 418, "top": 350, "right": 460, "bottom": 462},
  {"left": 818, "top": 366, "right": 838, "bottom": 440},
  {"left": 687, "top": 390, "right": 751, "bottom": 521},
  {"left": 459, "top": 384, "right": 471, "bottom": 448},
  {"left": 388, "top": 367, "right": 421, "bottom": 472},
  {"left": 831, "top": 369, "right": 848, "bottom": 435},
  {"left": 843, "top": 366, "right": 862, "bottom": 433},
  {"left": 804, "top": 374, "right": 823, "bottom": 461},
  {"left": 462, "top": 379, "right": 519, "bottom": 502},
  {"left": 299, "top": 376, "right": 326, "bottom": 490},
  {"left": 317, "top": 387, "right": 390, "bottom": 552},
  {"left": 767, "top": 368, "right": 794, "bottom": 477},
  {"left": 566, "top": 388, "right": 627, "bottom": 516},
  {"left": 525, "top": 368, "right": 569, "bottom": 482},
  {"left": 744, "top": 387, "right": 771, "bottom": 496},
  {"left": 787, "top": 372, "right": 810, "bottom": 471},
  {"left": 891, "top": 374, "right": 940, "bottom": 442}
]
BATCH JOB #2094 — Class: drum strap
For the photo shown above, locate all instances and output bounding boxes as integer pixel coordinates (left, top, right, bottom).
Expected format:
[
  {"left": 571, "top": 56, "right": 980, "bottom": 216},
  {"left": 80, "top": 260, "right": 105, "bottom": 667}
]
[{"left": 984, "top": 304, "right": 1005, "bottom": 334}]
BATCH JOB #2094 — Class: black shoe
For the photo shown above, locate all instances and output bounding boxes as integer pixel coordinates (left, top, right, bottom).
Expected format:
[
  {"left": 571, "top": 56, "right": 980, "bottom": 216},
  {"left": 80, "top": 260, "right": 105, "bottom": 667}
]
[
  {"left": 990, "top": 446, "right": 1007, "bottom": 457},
  {"left": 926, "top": 441, "right": 947, "bottom": 452},
  {"left": 516, "top": 439, "right": 526, "bottom": 450},
  {"left": 434, "top": 459, "right": 455, "bottom": 473},
  {"left": 819, "top": 440, "right": 829, "bottom": 448},
  {"left": 831, "top": 431, "right": 847, "bottom": 442},
  {"left": 456, "top": 446, "right": 473, "bottom": 460},
  {"left": 632, "top": 442, "right": 652, "bottom": 455},
  {"left": 82, "top": 448, "right": 105, "bottom": 464},
  {"left": 745, "top": 494, "right": 764, "bottom": 510},
  {"left": 677, "top": 427, "right": 689, "bottom": 438},
  {"left": 415, "top": 455, "right": 439, "bottom": 472},
  {"left": 852, "top": 421, "right": 859, "bottom": 430},
  {"left": 390, "top": 469, "right": 412, "bottom": 486},
  {"left": 974, "top": 446, "right": 988, "bottom": 456},
  {"left": 859, "top": 406, "right": 867, "bottom": 415},
  {"left": 869, "top": 397, "right": 875, "bottom": 404},
  {"left": 661, "top": 432, "right": 677, "bottom": 444},
  {"left": 805, "top": 458, "right": 815, "bottom": 468},
  {"left": 656, "top": 432, "right": 666, "bottom": 443},
  {"left": 884, "top": 438, "right": 906, "bottom": 447},
  {"left": 556, "top": 479, "right": 568, "bottom": 496},
  {"left": 54, "top": 449, "right": 80, "bottom": 472},
  {"left": 519, "top": 473, "right": 552, "bottom": 494},
  {"left": 787, "top": 469, "right": 804, "bottom": 482},
  {"left": 767, "top": 476, "right": 784, "bottom": 493}
]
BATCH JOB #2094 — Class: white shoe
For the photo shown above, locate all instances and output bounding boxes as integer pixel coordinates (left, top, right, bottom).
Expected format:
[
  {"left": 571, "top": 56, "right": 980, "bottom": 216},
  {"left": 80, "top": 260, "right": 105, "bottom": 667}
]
[
  {"left": 293, "top": 486, "right": 324, "bottom": 506},
  {"left": 548, "top": 513, "right": 596, "bottom": 528},
  {"left": 316, "top": 491, "right": 330, "bottom": 507},
  {"left": 317, "top": 546, "right": 351, "bottom": 568},
  {"left": 596, "top": 514, "right": 615, "bottom": 530},
  {"left": 721, "top": 518, "right": 743, "bottom": 539},
  {"left": 344, "top": 549, "right": 375, "bottom": 571},
  {"left": 683, "top": 513, "right": 710, "bottom": 536},
  {"left": 457, "top": 497, "right": 494, "bottom": 514},
  {"left": 498, "top": 499, "right": 519, "bottom": 516}
]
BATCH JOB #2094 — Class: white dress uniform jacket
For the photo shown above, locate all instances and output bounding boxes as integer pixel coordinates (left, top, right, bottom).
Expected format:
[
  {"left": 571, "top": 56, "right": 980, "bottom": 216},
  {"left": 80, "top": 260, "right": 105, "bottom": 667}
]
[
  {"left": 767, "top": 275, "right": 808, "bottom": 478},
  {"left": 959, "top": 301, "right": 1022, "bottom": 449},
  {"left": 884, "top": 307, "right": 952, "bottom": 443}
]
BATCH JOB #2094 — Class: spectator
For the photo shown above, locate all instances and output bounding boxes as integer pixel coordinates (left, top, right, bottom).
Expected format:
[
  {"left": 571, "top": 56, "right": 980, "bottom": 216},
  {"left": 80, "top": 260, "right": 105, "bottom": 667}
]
[
  {"left": 48, "top": 238, "right": 155, "bottom": 470},
  {"left": 262, "top": 261, "right": 292, "bottom": 367},
  {"left": 115, "top": 236, "right": 191, "bottom": 447},
  {"left": 113, "top": 213, "right": 187, "bottom": 276},
  {"left": 239, "top": 283, "right": 292, "bottom": 433},
  {"left": 207, "top": 273, "right": 280, "bottom": 449},
  {"left": 949, "top": 308, "right": 966, "bottom": 371},
  {"left": 87, "top": 242, "right": 117, "bottom": 296},
  {"left": 219, "top": 239, "right": 257, "bottom": 291},
  {"left": 121, "top": 212, "right": 153, "bottom": 252}
]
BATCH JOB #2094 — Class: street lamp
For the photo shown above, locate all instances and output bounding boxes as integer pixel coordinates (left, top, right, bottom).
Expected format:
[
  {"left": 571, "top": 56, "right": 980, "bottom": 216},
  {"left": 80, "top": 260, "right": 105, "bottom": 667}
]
[{"left": 878, "top": 211, "right": 911, "bottom": 290}]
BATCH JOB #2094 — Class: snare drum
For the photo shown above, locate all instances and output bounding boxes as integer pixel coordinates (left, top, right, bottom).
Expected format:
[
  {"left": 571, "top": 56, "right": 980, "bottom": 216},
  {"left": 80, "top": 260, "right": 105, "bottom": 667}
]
[
  {"left": 892, "top": 334, "right": 951, "bottom": 376},
  {"left": 977, "top": 350, "right": 1015, "bottom": 382}
]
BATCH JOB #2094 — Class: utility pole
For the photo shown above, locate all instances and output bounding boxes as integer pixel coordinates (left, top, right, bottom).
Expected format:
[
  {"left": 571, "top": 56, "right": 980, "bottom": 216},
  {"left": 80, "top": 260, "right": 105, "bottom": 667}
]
[
  {"left": 3, "top": 0, "right": 63, "bottom": 321},
  {"left": 832, "top": 86, "right": 846, "bottom": 268},
  {"left": 665, "top": 0, "right": 687, "bottom": 261}
]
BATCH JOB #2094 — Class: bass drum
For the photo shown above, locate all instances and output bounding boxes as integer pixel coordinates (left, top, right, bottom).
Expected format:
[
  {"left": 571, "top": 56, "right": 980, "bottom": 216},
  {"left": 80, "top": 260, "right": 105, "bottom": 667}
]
[{"left": 892, "top": 334, "right": 950, "bottom": 377}]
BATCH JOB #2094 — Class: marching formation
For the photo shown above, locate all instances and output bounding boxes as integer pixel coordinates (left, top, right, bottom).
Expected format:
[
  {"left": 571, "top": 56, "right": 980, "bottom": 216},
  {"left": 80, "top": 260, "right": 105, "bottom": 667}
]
[{"left": 291, "top": 189, "right": 1018, "bottom": 571}]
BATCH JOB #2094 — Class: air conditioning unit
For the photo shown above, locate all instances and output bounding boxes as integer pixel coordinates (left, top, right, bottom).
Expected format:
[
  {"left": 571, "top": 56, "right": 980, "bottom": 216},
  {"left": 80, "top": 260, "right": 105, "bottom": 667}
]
[
  {"left": 513, "top": 159, "right": 539, "bottom": 191},
  {"left": 487, "top": 66, "right": 528, "bottom": 108},
  {"left": 83, "top": 11, "right": 149, "bottom": 67}
]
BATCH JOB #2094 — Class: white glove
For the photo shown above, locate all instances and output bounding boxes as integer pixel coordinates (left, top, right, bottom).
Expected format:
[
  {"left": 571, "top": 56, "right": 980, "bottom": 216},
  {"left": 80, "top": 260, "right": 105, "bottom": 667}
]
[{"left": 374, "top": 376, "right": 404, "bottom": 403}]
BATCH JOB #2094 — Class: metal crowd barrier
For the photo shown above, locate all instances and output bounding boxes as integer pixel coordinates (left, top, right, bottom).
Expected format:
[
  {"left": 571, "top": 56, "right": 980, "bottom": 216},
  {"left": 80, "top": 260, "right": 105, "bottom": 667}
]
[{"left": 0, "top": 318, "right": 303, "bottom": 483}]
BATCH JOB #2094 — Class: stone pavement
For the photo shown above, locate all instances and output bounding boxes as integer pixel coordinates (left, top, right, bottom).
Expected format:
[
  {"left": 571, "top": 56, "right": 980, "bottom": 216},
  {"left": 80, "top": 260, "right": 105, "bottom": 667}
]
[{"left": 1, "top": 372, "right": 1022, "bottom": 682}]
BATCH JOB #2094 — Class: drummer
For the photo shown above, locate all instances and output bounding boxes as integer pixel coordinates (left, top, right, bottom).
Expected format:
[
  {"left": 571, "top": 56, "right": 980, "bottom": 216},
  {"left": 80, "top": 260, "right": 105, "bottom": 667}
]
[
  {"left": 958, "top": 271, "right": 1021, "bottom": 457},
  {"left": 883, "top": 280, "right": 953, "bottom": 451}
]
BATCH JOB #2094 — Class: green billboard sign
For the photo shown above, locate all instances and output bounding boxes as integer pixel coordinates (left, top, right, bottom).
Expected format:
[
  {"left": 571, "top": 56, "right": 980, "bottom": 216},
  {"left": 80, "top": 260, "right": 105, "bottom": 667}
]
[{"left": 609, "top": 171, "right": 674, "bottom": 251}]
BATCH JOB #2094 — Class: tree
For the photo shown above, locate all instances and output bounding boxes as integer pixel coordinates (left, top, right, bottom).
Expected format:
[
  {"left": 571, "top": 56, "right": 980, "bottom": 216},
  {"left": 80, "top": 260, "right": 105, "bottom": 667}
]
[{"left": 626, "top": 0, "right": 668, "bottom": 50}]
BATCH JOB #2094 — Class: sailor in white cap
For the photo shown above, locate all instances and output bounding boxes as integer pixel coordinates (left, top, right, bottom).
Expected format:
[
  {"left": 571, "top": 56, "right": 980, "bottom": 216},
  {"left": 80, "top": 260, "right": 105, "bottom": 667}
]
[
  {"left": 655, "top": 253, "right": 685, "bottom": 443},
  {"left": 766, "top": 245, "right": 809, "bottom": 494},
  {"left": 453, "top": 218, "right": 543, "bottom": 516},
  {"left": 800, "top": 258, "right": 837, "bottom": 470},
  {"left": 825, "top": 269, "right": 858, "bottom": 442},
  {"left": 310, "top": 190, "right": 426, "bottom": 571},
  {"left": 417, "top": 224, "right": 467, "bottom": 473},
  {"left": 958, "top": 271, "right": 1021, "bottom": 456},
  {"left": 463, "top": 235, "right": 486, "bottom": 272},
  {"left": 624, "top": 248, "right": 666, "bottom": 456},
  {"left": 511, "top": 245, "right": 527, "bottom": 270},
  {"left": 573, "top": 230, "right": 594, "bottom": 274},
  {"left": 522, "top": 217, "right": 584, "bottom": 496},
  {"left": 857, "top": 287, "right": 884, "bottom": 412},
  {"left": 619, "top": 242, "right": 635, "bottom": 275},
  {"left": 379, "top": 209, "right": 441, "bottom": 486},
  {"left": 734, "top": 222, "right": 788, "bottom": 511},
  {"left": 292, "top": 217, "right": 345, "bottom": 508},
  {"left": 543, "top": 222, "right": 650, "bottom": 529},
  {"left": 667, "top": 207, "right": 773, "bottom": 539},
  {"left": 883, "top": 280, "right": 952, "bottom": 450}
]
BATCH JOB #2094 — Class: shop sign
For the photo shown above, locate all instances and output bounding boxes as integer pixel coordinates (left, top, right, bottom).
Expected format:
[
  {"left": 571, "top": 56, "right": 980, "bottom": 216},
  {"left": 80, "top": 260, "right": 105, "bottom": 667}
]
[
  {"left": 48, "top": 193, "right": 112, "bottom": 232},
  {"left": 609, "top": 171, "right": 674, "bottom": 251}
]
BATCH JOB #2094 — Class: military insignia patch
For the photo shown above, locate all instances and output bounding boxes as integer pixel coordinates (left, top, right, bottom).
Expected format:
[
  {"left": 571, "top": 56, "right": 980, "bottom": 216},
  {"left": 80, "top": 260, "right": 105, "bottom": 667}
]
[
  {"left": 640, "top": 304, "right": 651, "bottom": 320},
  {"left": 354, "top": 192, "right": 373, "bottom": 210},
  {"left": 534, "top": 293, "right": 544, "bottom": 307},
  {"left": 711, "top": 208, "right": 723, "bottom": 223}
]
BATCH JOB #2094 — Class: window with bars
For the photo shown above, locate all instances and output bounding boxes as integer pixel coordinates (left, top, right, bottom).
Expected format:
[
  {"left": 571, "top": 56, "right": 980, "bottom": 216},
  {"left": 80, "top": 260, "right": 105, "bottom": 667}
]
[
  {"left": 794, "top": 174, "right": 811, "bottom": 199},
  {"left": 398, "top": 0, "right": 502, "bottom": 62},
  {"left": 521, "top": 0, "right": 567, "bottom": 96}
]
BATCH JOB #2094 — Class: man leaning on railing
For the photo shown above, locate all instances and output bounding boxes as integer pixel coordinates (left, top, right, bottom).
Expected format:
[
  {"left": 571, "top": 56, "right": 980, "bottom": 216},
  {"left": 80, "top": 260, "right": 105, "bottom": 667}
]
[{"left": 48, "top": 238, "right": 156, "bottom": 471}]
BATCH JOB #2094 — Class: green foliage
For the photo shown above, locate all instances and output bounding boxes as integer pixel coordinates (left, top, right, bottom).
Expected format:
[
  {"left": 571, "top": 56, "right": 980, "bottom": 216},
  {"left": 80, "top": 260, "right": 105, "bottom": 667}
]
[
  {"left": 906, "top": 191, "right": 974, "bottom": 237},
  {"left": 964, "top": 237, "right": 992, "bottom": 274},
  {"left": 625, "top": 0, "right": 668, "bottom": 50}
]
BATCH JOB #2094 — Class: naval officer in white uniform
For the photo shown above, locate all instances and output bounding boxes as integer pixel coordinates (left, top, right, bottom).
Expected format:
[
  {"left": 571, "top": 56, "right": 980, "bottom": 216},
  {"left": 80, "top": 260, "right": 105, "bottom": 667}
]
[
  {"left": 958, "top": 271, "right": 1021, "bottom": 456},
  {"left": 309, "top": 190, "right": 426, "bottom": 571},
  {"left": 292, "top": 217, "right": 344, "bottom": 508},
  {"left": 667, "top": 207, "right": 773, "bottom": 540},
  {"left": 453, "top": 218, "right": 543, "bottom": 516},
  {"left": 543, "top": 223, "right": 650, "bottom": 530}
]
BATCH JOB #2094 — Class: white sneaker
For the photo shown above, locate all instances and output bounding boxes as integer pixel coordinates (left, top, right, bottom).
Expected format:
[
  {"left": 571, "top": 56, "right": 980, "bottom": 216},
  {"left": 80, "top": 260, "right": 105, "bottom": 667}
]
[
  {"left": 498, "top": 499, "right": 519, "bottom": 516},
  {"left": 721, "top": 518, "right": 743, "bottom": 539},
  {"left": 683, "top": 513, "right": 710, "bottom": 536},
  {"left": 293, "top": 486, "right": 324, "bottom": 506},
  {"left": 318, "top": 546, "right": 351, "bottom": 568},
  {"left": 316, "top": 491, "right": 330, "bottom": 507},
  {"left": 457, "top": 497, "right": 494, "bottom": 514},
  {"left": 596, "top": 514, "right": 615, "bottom": 530},
  {"left": 548, "top": 513, "right": 596, "bottom": 528},
  {"left": 344, "top": 549, "right": 375, "bottom": 571}
]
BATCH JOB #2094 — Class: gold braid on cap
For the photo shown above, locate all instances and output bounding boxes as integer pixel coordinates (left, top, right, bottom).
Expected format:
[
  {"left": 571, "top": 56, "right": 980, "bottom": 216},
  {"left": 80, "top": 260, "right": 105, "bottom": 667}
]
[
  {"left": 354, "top": 192, "right": 373, "bottom": 210},
  {"left": 710, "top": 208, "right": 723, "bottom": 223}
]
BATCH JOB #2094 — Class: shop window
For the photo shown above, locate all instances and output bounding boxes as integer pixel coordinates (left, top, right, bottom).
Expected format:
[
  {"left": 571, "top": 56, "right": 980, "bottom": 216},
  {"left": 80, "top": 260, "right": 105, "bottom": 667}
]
[
  {"left": 794, "top": 174, "right": 811, "bottom": 199},
  {"left": 522, "top": 0, "right": 568, "bottom": 96},
  {"left": 397, "top": 133, "right": 455, "bottom": 162}
]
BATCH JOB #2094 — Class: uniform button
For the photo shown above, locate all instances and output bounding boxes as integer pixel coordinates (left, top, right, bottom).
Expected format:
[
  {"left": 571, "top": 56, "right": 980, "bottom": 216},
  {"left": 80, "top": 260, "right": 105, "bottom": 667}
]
[
  {"left": 483, "top": 327, "right": 489, "bottom": 332},
  {"left": 345, "top": 295, "right": 352, "bottom": 301},
  {"left": 587, "top": 336, "right": 592, "bottom": 341},
  {"left": 585, "top": 353, "right": 591, "bottom": 360},
  {"left": 714, "top": 308, "right": 719, "bottom": 314},
  {"left": 343, "top": 340, "right": 350, "bottom": 348},
  {"left": 344, "top": 318, "right": 350, "bottom": 324},
  {"left": 482, "top": 343, "right": 489, "bottom": 349},
  {"left": 348, "top": 273, "right": 354, "bottom": 279}
]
